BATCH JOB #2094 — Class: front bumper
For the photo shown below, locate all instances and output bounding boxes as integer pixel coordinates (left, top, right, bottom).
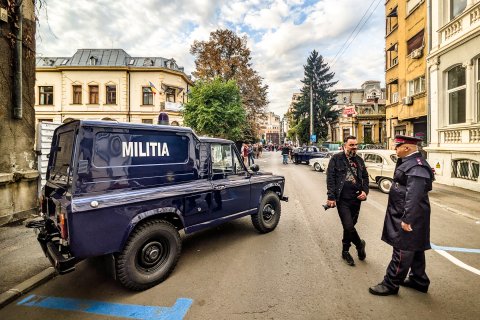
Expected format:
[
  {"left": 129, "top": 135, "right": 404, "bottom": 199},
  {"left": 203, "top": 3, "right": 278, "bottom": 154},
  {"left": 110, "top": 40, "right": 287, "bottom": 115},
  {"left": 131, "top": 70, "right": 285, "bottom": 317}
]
[{"left": 26, "top": 219, "right": 77, "bottom": 275}]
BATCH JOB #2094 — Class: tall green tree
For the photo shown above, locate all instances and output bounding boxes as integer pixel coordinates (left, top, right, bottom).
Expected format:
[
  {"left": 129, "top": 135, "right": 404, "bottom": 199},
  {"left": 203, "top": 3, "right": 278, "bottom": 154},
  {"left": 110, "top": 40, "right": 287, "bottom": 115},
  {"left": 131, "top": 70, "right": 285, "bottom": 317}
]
[
  {"left": 183, "top": 78, "right": 246, "bottom": 141},
  {"left": 293, "top": 50, "right": 339, "bottom": 144},
  {"left": 190, "top": 29, "right": 268, "bottom": 141}
]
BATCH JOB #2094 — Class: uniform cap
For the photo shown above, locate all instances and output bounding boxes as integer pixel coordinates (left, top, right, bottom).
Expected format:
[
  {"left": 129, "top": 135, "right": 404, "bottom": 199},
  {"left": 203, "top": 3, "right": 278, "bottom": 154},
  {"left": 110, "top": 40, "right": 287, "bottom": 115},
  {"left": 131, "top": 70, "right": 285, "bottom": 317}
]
[{"left": 394, "top": 135, "right": 423, "bottom": 146}]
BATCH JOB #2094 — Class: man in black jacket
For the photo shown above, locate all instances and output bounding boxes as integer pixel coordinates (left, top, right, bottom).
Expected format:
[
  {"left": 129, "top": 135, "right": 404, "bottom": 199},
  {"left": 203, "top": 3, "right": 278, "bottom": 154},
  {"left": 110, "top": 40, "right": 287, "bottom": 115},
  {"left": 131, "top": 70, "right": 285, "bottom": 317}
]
[
  {"left": 369, "top": 135, "right": 434, "bottom": 296},
  {"left": 326, "top": 136, "right": 369, "bottom": 266}
]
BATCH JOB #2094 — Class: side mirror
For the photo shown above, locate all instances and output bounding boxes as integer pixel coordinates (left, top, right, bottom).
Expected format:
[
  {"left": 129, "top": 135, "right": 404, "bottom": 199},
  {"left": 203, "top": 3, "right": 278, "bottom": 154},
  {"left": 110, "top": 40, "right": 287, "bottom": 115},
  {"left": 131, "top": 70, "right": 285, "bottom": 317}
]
[{"left": 250, "top": 164, "right": 259, "bottom": 172}]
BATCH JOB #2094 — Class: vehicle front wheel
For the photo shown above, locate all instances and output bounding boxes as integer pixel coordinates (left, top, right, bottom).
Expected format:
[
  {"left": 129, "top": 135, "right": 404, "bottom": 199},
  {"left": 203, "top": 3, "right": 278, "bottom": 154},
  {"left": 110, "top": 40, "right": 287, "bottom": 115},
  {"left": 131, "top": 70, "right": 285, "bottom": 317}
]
[
  {"left": 116, "top": 220, "right": 181, "bottom": 291},
  {"left": 378, "top": 178, "right": 393, "bottom": 194},
  {"left": 251, "top": 191, "right": 281, "bottom": 233},
  {"left": 314, "top": 162, "right": 322, "bottom": 172}
]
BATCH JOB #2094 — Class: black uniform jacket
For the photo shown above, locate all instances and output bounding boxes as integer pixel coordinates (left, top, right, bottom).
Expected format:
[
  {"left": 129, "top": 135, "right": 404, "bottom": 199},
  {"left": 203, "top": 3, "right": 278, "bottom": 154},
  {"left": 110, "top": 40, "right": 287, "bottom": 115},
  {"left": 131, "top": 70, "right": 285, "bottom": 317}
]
[
  {"left": 381, "top": 152, "right": 434, "bottom": 251},
  {"left": 326, "top": 152, "right": 369, "bottom": 201}
]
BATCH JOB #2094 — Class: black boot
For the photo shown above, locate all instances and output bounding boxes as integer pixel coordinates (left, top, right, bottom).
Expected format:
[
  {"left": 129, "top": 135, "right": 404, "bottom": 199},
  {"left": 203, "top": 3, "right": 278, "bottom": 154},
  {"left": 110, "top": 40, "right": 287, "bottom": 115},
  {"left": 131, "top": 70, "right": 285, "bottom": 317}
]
[
  {"left": 369, "top": 283, "right": 399, "bottom": 296},
  {"left": 356, "top": 239, "right": 366, "bottom": 261},
  {"left": 342, "top": 251, "right": 355, "bottom": 266}
]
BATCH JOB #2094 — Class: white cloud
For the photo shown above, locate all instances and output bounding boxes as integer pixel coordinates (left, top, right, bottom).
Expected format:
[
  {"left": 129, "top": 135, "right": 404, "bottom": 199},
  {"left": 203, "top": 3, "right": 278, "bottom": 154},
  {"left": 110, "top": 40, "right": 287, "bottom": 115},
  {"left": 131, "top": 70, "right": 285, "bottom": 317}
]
[{"left": 36, "top": 0, "right": 385, "bottom": 117}]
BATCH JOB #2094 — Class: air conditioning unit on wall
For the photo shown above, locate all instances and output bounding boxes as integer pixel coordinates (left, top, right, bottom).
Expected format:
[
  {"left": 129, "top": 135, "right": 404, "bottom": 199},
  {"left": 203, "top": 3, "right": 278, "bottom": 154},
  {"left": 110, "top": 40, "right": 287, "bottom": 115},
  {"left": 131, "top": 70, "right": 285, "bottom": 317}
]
[
  {"left": 410, "top": 48, "right": 423, "bottom": 59},
  {"left": 402, "top": 96, "right": 413, "bottom": 105}
]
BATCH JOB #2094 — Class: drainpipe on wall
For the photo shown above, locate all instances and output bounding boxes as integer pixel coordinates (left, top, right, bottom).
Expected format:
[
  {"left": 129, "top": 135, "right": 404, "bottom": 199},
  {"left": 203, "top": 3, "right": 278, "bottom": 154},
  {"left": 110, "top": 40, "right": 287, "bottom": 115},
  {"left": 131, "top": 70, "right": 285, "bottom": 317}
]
[
  {"left": 127, "top": 70, "right": 131, "bottom": 122},
  {"left": 13, "top": 0, "right": 23, "bottom": 119}
]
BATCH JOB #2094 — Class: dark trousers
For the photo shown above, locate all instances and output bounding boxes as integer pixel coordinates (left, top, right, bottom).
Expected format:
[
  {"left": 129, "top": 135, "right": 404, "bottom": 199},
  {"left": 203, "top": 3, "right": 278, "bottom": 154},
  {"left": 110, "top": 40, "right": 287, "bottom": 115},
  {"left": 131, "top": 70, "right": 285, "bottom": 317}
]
[
  {"left": 337, "top": 198, "right": 362, "bottom": 251},
  {"left": 382, "top": 247, "right": 430, "bottom": 290}
]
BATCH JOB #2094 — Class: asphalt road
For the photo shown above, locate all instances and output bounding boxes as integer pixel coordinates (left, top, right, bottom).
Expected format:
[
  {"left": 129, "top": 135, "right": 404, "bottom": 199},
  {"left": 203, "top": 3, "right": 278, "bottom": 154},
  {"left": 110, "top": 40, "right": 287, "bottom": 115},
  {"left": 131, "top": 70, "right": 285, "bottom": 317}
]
[{"left": 1, "top": 151, "right": 479, "bottom": 319}]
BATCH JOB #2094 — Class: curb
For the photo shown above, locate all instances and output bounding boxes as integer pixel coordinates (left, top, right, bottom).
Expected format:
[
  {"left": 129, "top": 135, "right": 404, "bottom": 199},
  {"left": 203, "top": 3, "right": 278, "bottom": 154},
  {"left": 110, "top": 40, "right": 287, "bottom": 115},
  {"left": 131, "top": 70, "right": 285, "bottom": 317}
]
[{"left": 0, "top": 267, "right": 56, "bottom": 310}]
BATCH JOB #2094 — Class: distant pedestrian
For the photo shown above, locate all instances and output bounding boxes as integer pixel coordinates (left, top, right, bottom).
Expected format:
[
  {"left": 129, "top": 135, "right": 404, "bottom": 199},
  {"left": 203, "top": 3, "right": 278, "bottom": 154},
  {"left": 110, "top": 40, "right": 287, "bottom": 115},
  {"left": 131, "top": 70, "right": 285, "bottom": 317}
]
[
  {"left": 281, "top": 144, "right": 290, "bottom": 164},
  {"left": 369, "top": 135, "right": 434, "bottom": 296},
  {"left": 248, "top": 144, "right": 255, "bottom": 166},
  {"left": 326, "top": 135, "right": 368, "bottom": 266},
  {"left": 241, "top": 143, "right": 248, "bottom": 166}
]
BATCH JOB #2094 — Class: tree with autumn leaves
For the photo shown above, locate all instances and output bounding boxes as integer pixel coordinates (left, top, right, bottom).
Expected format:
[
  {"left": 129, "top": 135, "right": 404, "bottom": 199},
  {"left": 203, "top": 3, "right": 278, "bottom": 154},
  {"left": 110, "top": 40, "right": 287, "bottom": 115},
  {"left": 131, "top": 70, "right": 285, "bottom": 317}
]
[{"left": 186, "top": 29, "right": 268, "bottom": 142}]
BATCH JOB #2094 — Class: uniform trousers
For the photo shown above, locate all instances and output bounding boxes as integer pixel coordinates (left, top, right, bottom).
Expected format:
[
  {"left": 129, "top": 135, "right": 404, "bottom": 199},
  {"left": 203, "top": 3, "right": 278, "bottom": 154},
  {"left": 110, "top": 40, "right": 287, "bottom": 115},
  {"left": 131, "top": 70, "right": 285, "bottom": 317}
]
[
  {"left": 382, "top": 247, "right": 430, "bottom": 290},
  {"left": 337, "top": 198, "right": 362, "bottom": 251}
]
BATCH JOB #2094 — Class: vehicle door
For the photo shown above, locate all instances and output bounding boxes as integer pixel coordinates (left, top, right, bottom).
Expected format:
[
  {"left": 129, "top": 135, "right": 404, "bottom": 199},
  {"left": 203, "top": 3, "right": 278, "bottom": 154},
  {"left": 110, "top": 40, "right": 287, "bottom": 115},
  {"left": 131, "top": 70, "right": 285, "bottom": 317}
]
[
  {"left": 362, "top": 152, "right": 384, "bottom": 183},
  {"left": 210, "top": 143, "right": 251, "bottom": 219}
]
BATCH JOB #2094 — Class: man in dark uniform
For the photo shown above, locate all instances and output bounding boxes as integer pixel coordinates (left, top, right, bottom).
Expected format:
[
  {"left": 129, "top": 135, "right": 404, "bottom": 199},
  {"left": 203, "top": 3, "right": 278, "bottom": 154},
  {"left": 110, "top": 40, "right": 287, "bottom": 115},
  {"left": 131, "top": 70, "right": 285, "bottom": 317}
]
[
  {"left": 326, "top": 136, "right": 368, "bottom": 266},
  {"left": 369, "top": 135, "right": 434, "bottom": 296}
]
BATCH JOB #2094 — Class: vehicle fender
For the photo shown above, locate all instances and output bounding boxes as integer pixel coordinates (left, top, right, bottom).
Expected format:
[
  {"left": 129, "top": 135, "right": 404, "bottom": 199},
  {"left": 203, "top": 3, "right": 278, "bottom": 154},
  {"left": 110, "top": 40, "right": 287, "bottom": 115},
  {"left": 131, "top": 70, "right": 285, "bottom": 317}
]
[
  {"left": 120, "top": 207, "right": 184, "bottom": 249},
  {"left": 257, "top": 183, "right": 282, "bottom": 206}
]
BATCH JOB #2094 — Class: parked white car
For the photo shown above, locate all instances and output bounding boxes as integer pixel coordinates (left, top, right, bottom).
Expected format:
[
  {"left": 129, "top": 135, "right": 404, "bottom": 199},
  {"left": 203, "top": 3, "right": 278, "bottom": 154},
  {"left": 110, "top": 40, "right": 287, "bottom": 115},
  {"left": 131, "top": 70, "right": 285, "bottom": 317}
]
[
  {"left": 310, "top": 151, "right": 341, "bottom": 172},
  {"left": 313, "top": 149, "right": 398, "bottom": 193}
]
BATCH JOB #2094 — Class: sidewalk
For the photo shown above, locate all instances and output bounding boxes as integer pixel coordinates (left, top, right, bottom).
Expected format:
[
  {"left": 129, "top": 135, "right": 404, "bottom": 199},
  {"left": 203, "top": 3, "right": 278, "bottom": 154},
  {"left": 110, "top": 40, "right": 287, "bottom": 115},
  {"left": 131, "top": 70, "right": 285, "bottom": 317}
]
[{"left": 0, "top": 182, "right": 479, "bottom": 309}]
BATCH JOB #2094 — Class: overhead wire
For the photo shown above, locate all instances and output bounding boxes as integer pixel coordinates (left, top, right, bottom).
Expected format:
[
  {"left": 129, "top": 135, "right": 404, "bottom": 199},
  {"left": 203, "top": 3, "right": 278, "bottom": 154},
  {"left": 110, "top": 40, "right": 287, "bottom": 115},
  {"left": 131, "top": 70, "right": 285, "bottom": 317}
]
[{"left": 331, "top": 0, "right": 383, "bottom": 69}]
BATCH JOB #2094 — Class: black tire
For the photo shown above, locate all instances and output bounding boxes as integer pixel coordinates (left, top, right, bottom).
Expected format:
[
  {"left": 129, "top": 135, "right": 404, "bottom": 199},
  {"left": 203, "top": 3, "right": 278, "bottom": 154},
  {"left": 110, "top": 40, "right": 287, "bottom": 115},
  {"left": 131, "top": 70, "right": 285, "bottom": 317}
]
[
  {"left": 378, "top": 178, "right": 393, "bottom": 194},
  {"left": 314, "top": 162, "right": 322, "bottom": 172},
  {"left": 116, "top": 220, "right": 181, "bottom": 291},
  {"left": 251, "top": 191, "right": 281, "bottom": 233}
]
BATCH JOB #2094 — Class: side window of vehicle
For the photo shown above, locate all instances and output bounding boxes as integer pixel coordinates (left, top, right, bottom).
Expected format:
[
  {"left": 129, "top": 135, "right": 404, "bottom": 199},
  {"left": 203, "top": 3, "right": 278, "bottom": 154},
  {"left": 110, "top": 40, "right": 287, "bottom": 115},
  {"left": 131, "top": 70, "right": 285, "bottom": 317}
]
[
  {"left": 364, "top": 154, "right": 383, "bottom": 164},
  {"left": 211, "top": 144, "right": 234, "bottom": 175},
  {"left": 198, "top": 143, "right": 209, "bottom": 179},
  {"left": 232, "top": 148, "right": 246, "bottom": 175}
]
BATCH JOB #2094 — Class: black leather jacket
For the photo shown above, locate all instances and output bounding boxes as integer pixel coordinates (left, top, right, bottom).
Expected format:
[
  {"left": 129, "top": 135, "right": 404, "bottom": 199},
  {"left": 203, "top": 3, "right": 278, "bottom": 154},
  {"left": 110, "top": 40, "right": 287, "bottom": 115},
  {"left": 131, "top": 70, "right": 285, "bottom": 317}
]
[{"left": 326, "top": 152, "right": 369, "bottom": 201}]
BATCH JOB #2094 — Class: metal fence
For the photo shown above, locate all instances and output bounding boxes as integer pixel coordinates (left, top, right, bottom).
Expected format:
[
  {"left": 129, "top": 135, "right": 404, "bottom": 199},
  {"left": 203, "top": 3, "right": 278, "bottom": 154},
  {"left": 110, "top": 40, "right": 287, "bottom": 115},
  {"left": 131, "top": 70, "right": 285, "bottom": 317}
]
[{"left": 451, "top": 159, "right": 480, "bottom": 181}]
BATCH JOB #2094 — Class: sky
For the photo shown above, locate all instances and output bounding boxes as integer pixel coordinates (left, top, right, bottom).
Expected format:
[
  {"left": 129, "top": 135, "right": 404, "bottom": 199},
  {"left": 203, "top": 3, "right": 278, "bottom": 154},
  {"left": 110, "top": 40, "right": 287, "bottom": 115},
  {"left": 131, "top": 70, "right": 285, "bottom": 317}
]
[{"left": 35, "top": 0, "right": 385, "bottom": 117}]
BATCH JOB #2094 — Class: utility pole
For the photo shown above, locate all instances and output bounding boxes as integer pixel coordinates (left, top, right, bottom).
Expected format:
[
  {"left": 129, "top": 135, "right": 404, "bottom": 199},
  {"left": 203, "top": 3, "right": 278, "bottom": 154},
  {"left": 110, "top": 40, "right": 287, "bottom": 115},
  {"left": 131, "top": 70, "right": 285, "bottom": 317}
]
[{"left": 310, "top": 83, "right": 313, "bottom": 145}]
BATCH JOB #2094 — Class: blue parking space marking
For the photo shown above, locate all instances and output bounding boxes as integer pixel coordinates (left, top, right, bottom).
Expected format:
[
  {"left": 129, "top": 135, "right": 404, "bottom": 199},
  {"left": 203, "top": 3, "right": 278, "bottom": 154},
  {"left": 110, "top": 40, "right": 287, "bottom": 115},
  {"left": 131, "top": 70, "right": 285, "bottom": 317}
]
[
  {"left": 431, "top": 243, "right": 480, "bottom": 254},
  {"left": 17, "top": 294, "right": 193, "bottom": 320}
]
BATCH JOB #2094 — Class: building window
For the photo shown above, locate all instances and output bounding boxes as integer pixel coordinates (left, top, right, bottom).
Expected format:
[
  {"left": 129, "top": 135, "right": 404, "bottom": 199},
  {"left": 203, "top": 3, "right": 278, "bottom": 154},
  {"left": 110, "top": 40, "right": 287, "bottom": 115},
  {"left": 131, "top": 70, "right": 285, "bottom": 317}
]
[
  {"left": 89, "top": 56, "right": 98, "bottom": 66},
  {"left": 407, "top": 76, "right": 426, "bottom": 96},
  {"left": 89, "top": 85, "right": 99, "bottom": 104},
  {"left": 477, "top": 58, "right": 480, "bottom": 122},
  {"left": 394, "top": 126, "right": 406, "bottom": 136},
  {"left": 106, "top": 85, "right": 116, "bottom": 104},
  {"left": 342, "top": 129, "right": 350, "bottom": 141},
  {"left": 447, "top": 65, "right": 466, "bottom": 124},
  {"left": 391, "top": 92, "right": 399, "bottom": 103},
  {"left": 142, "top": 119, "right": 153, "bottom": 124},
  {"left": 73, "top": 85, "right": 82, "bottom": 104},
  {"left": 166, "top": 87, "right": 176, "bottom": 102},
  {"left": 407, "top": 30, "right": 424, "bottom": 55},
  {"left": 452, "top": 159, "right": 479, "bottom": 181},
  {"left": 406, "top": 0, "right": 422, "bottom": 15},
  {"left": 450, "top": 0, "right": 467, "bottom": 19},
  {"left": 142, "top": 87, "right": 153, "bottom": 105},
  {"left": 39, "top": 86, "right": 53, "bottom": 105},
  {"left": 386, "top": 43, "right": 398, "bottom": 69},
  {"left": 386, "top": 6, "right": 398, "bottom": 35}
]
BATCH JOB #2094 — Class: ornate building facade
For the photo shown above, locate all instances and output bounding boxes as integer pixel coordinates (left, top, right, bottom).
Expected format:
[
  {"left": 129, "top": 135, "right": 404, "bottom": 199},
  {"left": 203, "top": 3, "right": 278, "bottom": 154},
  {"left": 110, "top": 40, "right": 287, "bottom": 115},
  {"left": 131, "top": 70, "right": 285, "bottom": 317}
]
[{"left": 35, "top": 49, "right": 193, "bottom": 125}]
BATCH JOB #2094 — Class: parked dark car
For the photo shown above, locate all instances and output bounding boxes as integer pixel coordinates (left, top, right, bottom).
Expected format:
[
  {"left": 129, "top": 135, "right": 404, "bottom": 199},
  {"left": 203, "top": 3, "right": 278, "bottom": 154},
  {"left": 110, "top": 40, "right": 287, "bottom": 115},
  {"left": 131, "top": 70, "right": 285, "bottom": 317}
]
[
  {"left": 292, "top": 146, "right": 328, "bottom": 164},
  {"left": 27, "top": 120, "right": 288, "bottom": 291}
]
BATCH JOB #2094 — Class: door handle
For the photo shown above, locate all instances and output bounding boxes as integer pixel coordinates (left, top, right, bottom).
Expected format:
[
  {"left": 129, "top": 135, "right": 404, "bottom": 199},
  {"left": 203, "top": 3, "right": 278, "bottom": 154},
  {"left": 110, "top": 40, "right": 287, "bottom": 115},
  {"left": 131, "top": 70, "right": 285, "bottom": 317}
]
[{"left": 213, "top": 185, "right": 226, "bottom": 190}]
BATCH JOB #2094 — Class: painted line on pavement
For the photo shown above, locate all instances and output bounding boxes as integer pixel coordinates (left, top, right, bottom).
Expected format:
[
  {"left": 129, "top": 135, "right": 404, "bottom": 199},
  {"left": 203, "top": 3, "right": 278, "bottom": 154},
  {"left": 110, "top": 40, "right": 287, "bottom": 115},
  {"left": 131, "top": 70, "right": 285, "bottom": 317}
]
[
  {"left": 431, "top": 243, "right": 480, "bottom": 276},
  {"left": 17, "top": 294, "right": 193, "bottom": 320},
  {"left": 431, "top": 243, "right": 480, "bottom": 254}
]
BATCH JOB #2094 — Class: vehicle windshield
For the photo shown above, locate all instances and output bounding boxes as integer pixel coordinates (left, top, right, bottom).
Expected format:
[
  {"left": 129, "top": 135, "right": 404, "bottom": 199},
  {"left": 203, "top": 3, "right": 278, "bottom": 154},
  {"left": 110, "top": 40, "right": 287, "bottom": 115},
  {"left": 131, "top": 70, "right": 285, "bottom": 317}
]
[{"left": 50, "top": 130, "right": 75, "bottom": 185}]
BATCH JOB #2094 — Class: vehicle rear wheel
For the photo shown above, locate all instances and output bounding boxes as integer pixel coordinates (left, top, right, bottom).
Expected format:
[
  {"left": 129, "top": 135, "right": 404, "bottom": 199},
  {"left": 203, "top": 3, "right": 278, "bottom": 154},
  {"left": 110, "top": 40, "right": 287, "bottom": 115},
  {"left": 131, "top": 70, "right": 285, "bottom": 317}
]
[
  {"left": 116, "top": 220, "right": 181, "bottom": 291},
  {"left": 314, "top": 162, "right": 322, "bottom": 172},
  {"left": 251, "top": 191, "right": 281, "bottom": 233},
  {"left": 378, "top": 178, "right": 393, "bottom": 194}
]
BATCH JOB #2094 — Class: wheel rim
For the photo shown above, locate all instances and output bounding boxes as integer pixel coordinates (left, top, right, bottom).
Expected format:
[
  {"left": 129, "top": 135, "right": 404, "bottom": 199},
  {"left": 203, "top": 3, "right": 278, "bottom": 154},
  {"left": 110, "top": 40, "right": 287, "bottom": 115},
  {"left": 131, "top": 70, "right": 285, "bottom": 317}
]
[
  {"left": 314, "top": 163, "right": 320, "bottom": 171},
  {"left": 137, "top": 239, "right": 170, "bottom": 271},
  {"left": 262, "top": 203, "right": 275, "bottom": 223},
  {"left": 380, "top": 179, "right": 392, "bottom": 192}
]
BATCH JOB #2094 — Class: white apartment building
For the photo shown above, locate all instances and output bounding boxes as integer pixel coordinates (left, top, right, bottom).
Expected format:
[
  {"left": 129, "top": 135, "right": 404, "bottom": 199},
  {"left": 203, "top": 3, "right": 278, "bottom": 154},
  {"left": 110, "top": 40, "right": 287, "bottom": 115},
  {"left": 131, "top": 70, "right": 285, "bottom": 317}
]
[
  {"left": 426, "top": 0, "right": 480, "bottom": 191},
  {"left": 35, "top": 49, "right": 193, "bottom": 125}
]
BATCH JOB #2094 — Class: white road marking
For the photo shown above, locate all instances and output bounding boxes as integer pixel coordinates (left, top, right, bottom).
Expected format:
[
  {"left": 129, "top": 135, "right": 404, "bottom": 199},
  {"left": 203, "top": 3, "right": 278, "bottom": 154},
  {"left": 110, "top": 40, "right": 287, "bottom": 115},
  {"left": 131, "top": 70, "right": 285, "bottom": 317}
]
[{"left": 434, "top": 249, "right": 480, "bottom": 276}]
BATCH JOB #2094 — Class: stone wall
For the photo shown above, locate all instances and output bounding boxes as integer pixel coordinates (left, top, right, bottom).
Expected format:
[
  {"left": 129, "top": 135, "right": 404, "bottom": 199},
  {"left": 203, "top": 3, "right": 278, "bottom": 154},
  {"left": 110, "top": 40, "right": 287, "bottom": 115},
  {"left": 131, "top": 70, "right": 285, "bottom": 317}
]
[{"left": 0, "top": 0, "right": 38, "bottom": 225}]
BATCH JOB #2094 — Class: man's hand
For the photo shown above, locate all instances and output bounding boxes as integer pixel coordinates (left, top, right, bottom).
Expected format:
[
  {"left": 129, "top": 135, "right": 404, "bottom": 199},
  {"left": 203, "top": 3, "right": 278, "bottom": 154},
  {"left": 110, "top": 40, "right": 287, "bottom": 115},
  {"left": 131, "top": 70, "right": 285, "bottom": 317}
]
[
  {"left": 357, "top": 191, "right": 367, "bottom": 201},
  {"left": 327, "top": 200, "right": 336, "bottom": 208},
  {"left": 401, "top": 221, "right": 413, "bottom": 232}
]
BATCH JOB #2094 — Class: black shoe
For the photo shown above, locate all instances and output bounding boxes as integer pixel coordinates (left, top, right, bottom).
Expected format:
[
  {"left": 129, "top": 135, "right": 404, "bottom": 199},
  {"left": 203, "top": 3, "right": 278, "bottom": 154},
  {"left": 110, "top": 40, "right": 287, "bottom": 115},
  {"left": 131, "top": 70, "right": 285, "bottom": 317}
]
[
  {"left": 357, "top": 239, "right": 366, "bottom": 261},
  {"left": 400, "top": 278, "right": 428, "bottom": 293},
  {"left": 342, "top": 251, "right": 355, "bottom": 266},
  {"left": 369, "top": 283, "right": 399, "bottom": 296}
]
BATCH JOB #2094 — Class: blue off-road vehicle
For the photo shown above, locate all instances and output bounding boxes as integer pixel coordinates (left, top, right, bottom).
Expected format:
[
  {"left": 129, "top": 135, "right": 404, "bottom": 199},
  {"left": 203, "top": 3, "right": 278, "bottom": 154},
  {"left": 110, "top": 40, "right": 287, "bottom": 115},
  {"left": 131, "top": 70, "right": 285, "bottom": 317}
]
[{"left": 28, "top": 120, "right": 287, "bottom": 290}]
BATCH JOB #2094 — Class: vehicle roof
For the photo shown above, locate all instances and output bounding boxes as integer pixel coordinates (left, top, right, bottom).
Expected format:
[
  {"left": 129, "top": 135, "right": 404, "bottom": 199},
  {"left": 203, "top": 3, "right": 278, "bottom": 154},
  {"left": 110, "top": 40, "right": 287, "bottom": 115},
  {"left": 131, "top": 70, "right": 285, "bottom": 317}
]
[
  {"left": 64, "top": 120, "right": 194, "bottom": 134},
  {"left": 198, "top": 137, "right": 234, "bottom": 144}
]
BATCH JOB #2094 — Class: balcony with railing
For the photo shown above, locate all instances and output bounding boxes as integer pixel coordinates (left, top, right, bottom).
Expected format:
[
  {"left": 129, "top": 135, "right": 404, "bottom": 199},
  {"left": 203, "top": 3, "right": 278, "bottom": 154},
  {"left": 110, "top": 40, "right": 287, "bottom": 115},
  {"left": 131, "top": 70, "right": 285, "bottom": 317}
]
[
  {"left": 439, "top": 2, "right": 480, "bottom": 46},
  {"left": 355, "top": 105, "right": 386, "bottom": 119},
  {"left": 438, "top": 125, "right": 480, "bottom": 144}
]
